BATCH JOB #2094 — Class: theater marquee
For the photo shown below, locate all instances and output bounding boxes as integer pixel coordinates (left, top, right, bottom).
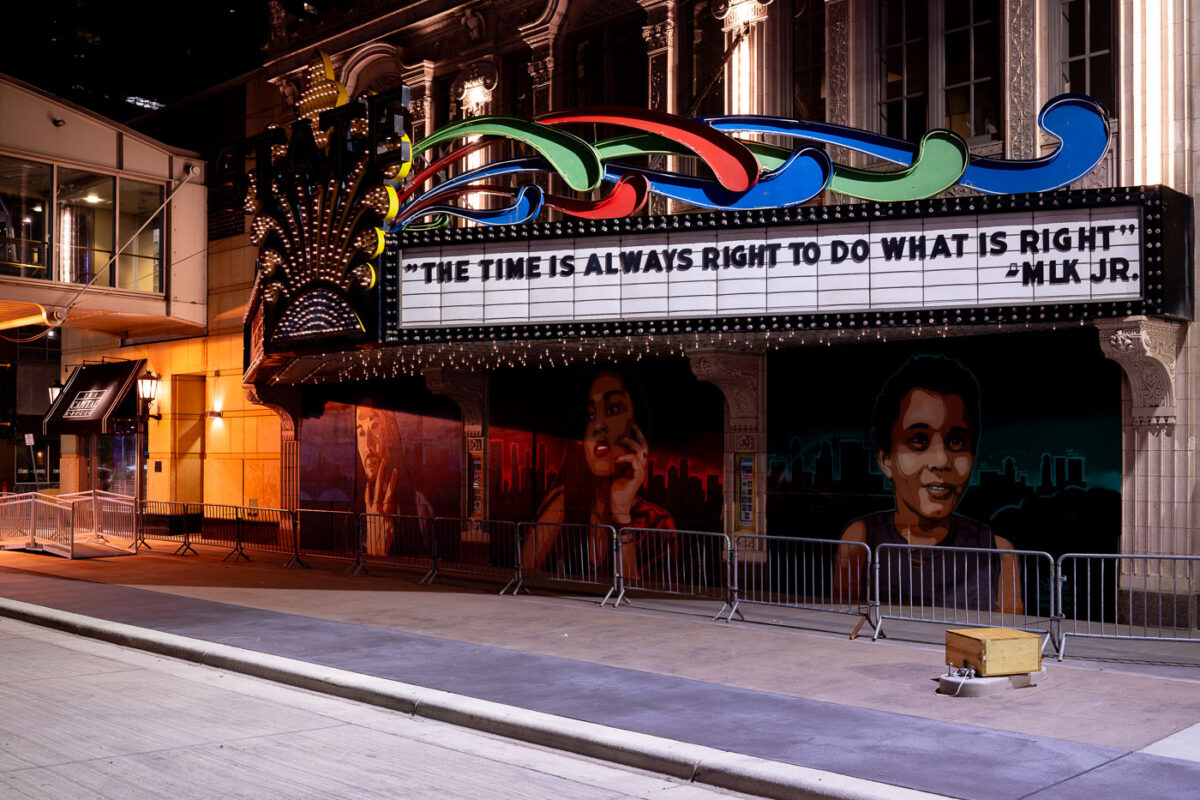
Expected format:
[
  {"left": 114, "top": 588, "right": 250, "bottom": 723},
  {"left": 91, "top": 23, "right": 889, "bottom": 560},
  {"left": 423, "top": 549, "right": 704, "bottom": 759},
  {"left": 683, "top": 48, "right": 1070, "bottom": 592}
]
[{"left": 384, "top": 187, "right": 1192, "bottom": 342}]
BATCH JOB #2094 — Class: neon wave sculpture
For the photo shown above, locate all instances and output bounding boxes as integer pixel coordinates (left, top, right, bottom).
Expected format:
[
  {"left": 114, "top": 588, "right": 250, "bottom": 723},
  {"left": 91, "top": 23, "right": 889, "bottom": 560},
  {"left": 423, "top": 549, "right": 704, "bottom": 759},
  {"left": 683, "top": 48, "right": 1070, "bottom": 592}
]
[{"left": 388, "top": 94, "right": 1110, "bottom": 229}]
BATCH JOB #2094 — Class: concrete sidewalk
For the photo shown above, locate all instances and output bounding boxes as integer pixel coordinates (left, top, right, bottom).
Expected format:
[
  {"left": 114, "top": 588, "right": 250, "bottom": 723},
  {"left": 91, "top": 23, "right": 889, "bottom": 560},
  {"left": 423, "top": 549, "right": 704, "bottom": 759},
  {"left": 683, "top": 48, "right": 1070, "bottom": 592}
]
[{"left": 1, "top": 547, "right": 1198, "bottom": 799}]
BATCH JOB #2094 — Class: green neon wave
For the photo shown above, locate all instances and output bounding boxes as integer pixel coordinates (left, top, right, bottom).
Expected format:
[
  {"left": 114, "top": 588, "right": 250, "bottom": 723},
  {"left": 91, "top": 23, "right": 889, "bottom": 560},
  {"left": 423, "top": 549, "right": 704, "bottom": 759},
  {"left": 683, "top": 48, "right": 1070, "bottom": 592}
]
[
  {"left": 413, "top": 115, "right": 603, "bottom": 192},
  {"left": 830, "top": 130, "right": 969, "bottom": 201}
]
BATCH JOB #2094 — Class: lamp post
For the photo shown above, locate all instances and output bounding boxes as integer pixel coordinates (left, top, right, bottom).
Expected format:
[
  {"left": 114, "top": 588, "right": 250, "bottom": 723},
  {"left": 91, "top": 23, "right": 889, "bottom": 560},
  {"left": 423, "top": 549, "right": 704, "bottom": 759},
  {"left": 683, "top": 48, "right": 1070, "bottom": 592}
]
[{"left": 134, "top": 370, "right": 160, "bottom": 550}]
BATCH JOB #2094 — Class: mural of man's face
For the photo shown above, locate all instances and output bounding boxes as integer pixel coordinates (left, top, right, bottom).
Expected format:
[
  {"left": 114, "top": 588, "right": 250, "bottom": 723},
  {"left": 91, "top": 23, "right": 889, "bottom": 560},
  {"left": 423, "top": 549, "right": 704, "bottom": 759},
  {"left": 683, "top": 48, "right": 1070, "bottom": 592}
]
[
  {"left": 878, "top": 388, "right": 974, "bottom": 524},
  {"left": 584, "top": 372, "right": 634, "bottom": 478},
  {"left": 356, "top": 406, "right": 390, "bottom": 483}
]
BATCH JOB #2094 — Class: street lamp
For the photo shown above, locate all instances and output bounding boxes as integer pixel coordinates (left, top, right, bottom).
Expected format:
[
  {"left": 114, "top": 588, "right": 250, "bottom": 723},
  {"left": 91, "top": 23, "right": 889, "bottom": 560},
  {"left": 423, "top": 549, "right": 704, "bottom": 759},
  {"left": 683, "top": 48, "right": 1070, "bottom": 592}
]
[
  {"left": 48, "top": 379, "right": 64, "bottom": 405},
  {"left": 137, "top": 370, "right": 161, "bottom": 421}
]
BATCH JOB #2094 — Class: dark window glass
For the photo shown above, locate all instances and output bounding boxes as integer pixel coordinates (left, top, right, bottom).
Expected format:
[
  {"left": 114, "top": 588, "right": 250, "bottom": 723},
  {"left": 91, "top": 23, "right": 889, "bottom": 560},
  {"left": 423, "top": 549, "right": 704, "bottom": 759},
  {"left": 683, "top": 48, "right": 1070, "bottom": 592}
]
[
  {"left": 1060, "top": 0, "right": 1115, "bottom": 113},
  {"left": 792, "top": 0, "right": 826, "bottom": 120},
  {"left": 0, "top": 155, "right": 52, "bottom": 279},
  {"left": 942, "top": 0, "right": 1001, "bottom": 139}
]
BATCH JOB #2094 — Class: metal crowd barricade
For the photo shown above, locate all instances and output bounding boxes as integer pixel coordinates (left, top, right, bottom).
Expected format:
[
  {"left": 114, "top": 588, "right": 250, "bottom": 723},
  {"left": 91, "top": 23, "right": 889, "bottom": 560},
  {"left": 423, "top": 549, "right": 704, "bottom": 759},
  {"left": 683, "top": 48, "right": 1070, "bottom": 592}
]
[
  {"left": 295, "top": 508, "right": 359, "bottom": 571},
  {"left": 429, "top": 517, "right": 519, "bottom": 587},
  {"left": 360, "top": 513, "right": 437, "bottom": 581},
  {"left": 139, "top": 501, "right": 195, "bottom": 554},
  {"left": 91, "top": 494, "right": 137, "bottom": 551},
  {"left": 735, "top": 535, "right": 872, "bottom": 625},
  {"left": 515, "top": 522, "right": 617, "bottom": 599},
  {"left": 185, "top": 503, "right": 242, "bottom": 559},
  {"left": 612, "top": 527, "right": 734, "bottom": 618},
  {"left": 28, "top": 497, "right": 75, "bottom": 557},
  {"left": 238, "top": 506, "right": 297, "bottom": 564},
  {"left": 872, "top": 543, "right": 1056, "bottom": 646},
  {"left": 1057, "top": 553, "right": 1200, "bottom": 658}
]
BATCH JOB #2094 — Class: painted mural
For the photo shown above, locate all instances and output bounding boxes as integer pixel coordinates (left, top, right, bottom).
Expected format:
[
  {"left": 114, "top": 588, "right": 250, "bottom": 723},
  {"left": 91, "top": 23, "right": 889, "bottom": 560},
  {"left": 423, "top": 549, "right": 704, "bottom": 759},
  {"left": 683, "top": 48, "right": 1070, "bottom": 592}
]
[
  {"left": 298, "top": 380, "right": 462, "bottom": 524},
  {"left": 490, "top": 360, "right": 724, "bottom": 576},
  {"left": 768, "top": 328, "right": 1122, "bottom": 609}
]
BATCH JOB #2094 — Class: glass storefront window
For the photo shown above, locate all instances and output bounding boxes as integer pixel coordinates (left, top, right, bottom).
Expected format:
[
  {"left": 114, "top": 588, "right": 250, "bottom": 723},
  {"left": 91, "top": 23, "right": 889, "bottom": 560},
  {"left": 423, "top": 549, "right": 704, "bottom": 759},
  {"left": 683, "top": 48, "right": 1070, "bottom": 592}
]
[
  {"left": 0, "top": 155, "right": 53, "bottom": 279},
  {"left": 57, "top": 168, "right": 115, "bottom": 286},
  {"left": 118, "top": 179, "right": 164, "bottom": 292}
]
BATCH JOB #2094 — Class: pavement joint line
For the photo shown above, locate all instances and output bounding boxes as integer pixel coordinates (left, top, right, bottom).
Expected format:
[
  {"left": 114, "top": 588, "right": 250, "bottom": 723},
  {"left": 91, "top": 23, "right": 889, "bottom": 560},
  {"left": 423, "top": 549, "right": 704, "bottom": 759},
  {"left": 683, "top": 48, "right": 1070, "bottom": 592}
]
[{"left": 0, "top": 596, "right": 954, "bottom": 800}]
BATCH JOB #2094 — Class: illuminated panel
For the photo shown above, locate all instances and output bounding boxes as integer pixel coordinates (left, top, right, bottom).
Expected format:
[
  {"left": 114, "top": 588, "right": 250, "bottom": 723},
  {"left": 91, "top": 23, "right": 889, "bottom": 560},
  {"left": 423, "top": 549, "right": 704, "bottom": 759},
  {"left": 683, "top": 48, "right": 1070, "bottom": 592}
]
[{"left": 397, "top": 204, "right": 1144, "bottom": 328}]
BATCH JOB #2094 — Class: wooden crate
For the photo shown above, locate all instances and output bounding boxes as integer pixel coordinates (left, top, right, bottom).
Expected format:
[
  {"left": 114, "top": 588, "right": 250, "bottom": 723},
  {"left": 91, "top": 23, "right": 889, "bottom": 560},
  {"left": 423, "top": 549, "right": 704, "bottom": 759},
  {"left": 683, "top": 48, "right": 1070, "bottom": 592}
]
[{"left": 945, "top": 627, "right": 1042, "bottom": 677}]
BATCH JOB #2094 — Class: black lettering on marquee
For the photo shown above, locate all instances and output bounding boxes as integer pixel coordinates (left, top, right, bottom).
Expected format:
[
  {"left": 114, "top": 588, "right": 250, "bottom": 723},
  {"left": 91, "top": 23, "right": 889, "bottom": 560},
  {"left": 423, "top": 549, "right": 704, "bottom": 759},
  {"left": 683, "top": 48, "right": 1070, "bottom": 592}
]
[
  {"left": 584, "top": 253, "right": 603, "bottom": 275},
  {"left": 560, "top": 254, "right": 576, "bottom": 277},
  {"left": 702, "top": 247, "right": 720, "bottom": 270},
  {"left": 621, "top": 250, "right": 644, "bottom": 273}
]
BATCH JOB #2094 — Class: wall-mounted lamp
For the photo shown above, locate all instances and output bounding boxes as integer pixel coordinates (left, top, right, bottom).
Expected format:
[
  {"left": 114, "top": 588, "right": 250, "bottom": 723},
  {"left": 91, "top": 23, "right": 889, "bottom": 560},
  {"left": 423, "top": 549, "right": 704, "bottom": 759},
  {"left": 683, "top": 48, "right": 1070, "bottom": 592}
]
[
  {"left": 48, "top": 380, "right": 64, "bottom": 405},
  {"left": 204, "top": 410, "right": 223, "bottom": 419},
  {"left": 137, "top": 370, "right": 162, "bottom": 421}
]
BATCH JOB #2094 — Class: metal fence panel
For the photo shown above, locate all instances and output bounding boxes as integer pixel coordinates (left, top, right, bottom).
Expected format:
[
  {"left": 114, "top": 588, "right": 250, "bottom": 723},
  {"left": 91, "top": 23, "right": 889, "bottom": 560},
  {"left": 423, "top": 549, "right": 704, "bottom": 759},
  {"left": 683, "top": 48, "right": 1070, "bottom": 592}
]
[
  {"left": 736, "top": 535, "right": 871, "bottom": 617},
  {"left": 360, "top": 513, "right": 436, "bottom": 575},
  {"left": 296, "top": 509, "right": 359, "bottom": 561},
  {"left": 237, "top": 506, "right": 295, "bottom": 557},
  {"left": 1057, "top": 553, "right": 1199, "bottom": 656},
  {"left": 185, "top": 503, "right": 240, "bottom": 550},
  {"left": 615, "top": 528, "right": 731, "bottom": 608},
  {"left": 517, "top": 522, "right": 616, "bottom": 593},
  {"left": 873, "top": 543, "right": 1055, "bottom": 640},
  {"left": 428, "top": 518, "right": 519, "bottom": 585}
]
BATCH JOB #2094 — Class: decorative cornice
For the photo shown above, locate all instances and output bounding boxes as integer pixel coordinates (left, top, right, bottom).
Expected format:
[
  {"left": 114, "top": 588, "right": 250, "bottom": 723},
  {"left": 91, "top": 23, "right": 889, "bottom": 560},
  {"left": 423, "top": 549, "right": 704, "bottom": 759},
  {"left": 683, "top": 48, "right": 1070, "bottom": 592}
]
[
  {"left": 424, "top": 368, "right": 487, "bottom": 429},
  {"left": 642, "top": 20, "right": 674, "bottom": 50},
  {"left": 1096, "top": 317, "right": 1183, "bottom": 429},
  {"left": 244, "top": 384, "right": 301, "bottom": 438},
  {"left": 527, "top": 57, "right": 554, "bottom": 86},
  {"left": 688, "top": 350, "right": 763, "bottom": 423}
]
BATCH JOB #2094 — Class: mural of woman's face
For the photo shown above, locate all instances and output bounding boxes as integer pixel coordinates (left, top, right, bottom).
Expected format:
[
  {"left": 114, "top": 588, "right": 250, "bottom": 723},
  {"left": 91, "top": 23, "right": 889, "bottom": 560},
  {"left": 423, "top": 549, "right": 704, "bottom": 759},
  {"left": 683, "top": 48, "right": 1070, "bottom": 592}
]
[
  {"left": 356, "top": 406, "right": 392, "bottom": 483},
  {"left": 584, "top": 372, "right": 635, "bottom": 477},
  {"left": 878, "top": 387, "right": 974, "bottom": 525}
]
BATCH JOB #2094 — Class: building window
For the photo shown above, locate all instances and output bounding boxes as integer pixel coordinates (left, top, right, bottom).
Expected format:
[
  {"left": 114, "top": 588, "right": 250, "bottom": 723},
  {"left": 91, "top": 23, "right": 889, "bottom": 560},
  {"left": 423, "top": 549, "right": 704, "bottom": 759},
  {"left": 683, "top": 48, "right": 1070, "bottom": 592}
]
[
  {"left": 880, "top": 0, "right": 928, "bottom": 142},
  {"left": 792, "top": 0, "right": 826, "bottom": 121},
  {"left": 117, "top": 179, "right": 164, "bottom": 293},
  {"left": 56, "top": 168, "right": 114, "bottom": 287},
  {"left": 880, "top": 1, "right": 1002, "bottom": 142},
  {"left": 944, "top": 1, "right": 999, "bottom": 140},
  {"left": 682, "top": 0, "right": 725, "bottom": 117},
  {"left": 1060, "top": 0, "right": 1114, "bottom": 114},
  {"left": 0, "top": 155, "right": 53, "bottom": 280}
]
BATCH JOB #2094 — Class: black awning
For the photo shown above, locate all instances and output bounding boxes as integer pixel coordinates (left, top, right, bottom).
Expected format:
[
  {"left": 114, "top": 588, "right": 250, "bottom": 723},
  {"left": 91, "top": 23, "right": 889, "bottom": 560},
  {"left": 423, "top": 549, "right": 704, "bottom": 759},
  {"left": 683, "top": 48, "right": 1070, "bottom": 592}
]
[{"left": 44, "top": 359, "right": 145, "bottom": 436}]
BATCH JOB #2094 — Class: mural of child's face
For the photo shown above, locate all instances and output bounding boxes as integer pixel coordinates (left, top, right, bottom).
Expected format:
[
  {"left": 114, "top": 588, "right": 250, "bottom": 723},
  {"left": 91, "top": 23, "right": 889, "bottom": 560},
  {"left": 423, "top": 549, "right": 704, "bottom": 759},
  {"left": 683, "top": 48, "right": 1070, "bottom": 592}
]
[
  {"left": 878, "top": 387, "right": 974, "bottom": 524},
  {"left": 356, "top": 406, "right": 390, "bottom": 482},
  {"left": 584, "top": 372, "right": 634, "bottom": 477}
]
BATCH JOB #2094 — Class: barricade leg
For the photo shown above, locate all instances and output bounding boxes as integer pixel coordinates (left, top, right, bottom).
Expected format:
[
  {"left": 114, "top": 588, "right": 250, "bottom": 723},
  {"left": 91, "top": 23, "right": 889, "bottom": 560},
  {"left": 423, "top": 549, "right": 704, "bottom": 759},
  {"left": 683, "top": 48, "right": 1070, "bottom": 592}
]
[
  {"left": 225, "top": 518, "right": 250, "bottom": 563},
  {"left": 282, "top": 513, "right": 309, "bottom": 569},
  {"left": 499, "top": 527, "right": 523, "bottom": 595},
  {"left": 343, "top": 517, "right": 368, "bottom": 577},
  {"left": 173, "top": 530, "right": 198, "bottom": 557},
  {"left": 418, "top": 520, "right": 438, "bottom": 584},
  {"left": 600, "top": 533, "right": 626, "bottom": 607}
]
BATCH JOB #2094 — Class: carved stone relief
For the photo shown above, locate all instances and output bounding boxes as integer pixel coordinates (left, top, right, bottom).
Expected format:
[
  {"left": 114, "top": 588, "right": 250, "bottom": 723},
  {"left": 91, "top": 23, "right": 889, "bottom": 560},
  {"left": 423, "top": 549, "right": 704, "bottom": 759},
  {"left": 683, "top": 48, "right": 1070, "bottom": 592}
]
[
  {"left": 1006, "top": 0, "right": 1036, "bottom": 159},
  {"left": 825, "top": 0, "right": 849, "bottom": 126},
  {"left": 1096, "top": 317, "right": 1183, "bottom": 429},
  {"left": 424, "top": 368, "right": 488, "bottom": 431}
]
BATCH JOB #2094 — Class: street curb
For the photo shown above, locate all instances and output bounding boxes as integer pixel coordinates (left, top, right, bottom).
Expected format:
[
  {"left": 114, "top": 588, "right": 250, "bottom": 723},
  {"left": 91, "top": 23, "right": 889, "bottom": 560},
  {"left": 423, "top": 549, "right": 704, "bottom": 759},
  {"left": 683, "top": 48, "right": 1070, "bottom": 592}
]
[{"left": 0, "top": 597, "right": 951, "bottom": 800}]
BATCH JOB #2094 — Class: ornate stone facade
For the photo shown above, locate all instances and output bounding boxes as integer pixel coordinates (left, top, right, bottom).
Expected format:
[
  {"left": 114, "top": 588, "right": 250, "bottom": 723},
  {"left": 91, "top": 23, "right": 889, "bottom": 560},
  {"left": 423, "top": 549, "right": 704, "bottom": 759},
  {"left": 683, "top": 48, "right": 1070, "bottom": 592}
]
[{"left": 1096, "top": 317, "right": 1183, "bottom": 429}]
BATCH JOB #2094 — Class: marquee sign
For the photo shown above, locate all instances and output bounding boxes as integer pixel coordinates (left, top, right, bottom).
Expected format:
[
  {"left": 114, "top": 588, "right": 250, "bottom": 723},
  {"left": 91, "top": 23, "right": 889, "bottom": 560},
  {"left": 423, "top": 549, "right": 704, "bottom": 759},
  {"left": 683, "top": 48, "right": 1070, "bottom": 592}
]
[
  {"left": 236, "top": 50, "right": 1191, "bottom": 363},
  {"left": 385, "top": 186, "right": 1192, "bottom": 343}
]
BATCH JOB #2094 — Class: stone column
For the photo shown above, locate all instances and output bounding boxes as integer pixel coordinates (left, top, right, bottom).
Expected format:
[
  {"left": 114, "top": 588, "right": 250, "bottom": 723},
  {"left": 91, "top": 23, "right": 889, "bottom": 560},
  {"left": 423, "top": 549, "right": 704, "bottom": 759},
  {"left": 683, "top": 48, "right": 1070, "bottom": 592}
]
[
  {"left": 825, "top": 0, "right": 851, "bottom": 128},
  {"left": 424, "top": 368, "right": 489, "bottom": 520},
  {"left": 689, "top": 351, "right": 767, "bottom": 554},
  {"left": 401, "top": 60, "right": 437, "bottom": 141},
  {"left": 1005, "top": 0, "right": 1038, "bottom": 160},
  {"left": 714, "top": 0, "right": 774, "bottom": 116},
  {"left": 1095, "top": 316, "right": 1195, "bottom": 625},
  {"left": 640, "top": 0, "right": 677, "bottom": 215}
]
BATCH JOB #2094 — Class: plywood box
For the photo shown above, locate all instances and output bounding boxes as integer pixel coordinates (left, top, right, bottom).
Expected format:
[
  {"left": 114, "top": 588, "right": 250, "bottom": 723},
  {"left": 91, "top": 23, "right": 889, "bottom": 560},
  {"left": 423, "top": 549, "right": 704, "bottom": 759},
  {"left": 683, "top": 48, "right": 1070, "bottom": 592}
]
[{"left": 945, "top": 628, "right": 1042, "bottom": 677}]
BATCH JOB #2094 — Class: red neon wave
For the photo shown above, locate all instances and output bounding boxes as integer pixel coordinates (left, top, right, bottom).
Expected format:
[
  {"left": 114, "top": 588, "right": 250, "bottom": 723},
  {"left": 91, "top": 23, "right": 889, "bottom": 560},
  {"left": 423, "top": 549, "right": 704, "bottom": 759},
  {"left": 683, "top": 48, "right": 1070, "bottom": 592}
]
[{"left": 537, "top": 106, "right": 760, "bottom": 193}]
